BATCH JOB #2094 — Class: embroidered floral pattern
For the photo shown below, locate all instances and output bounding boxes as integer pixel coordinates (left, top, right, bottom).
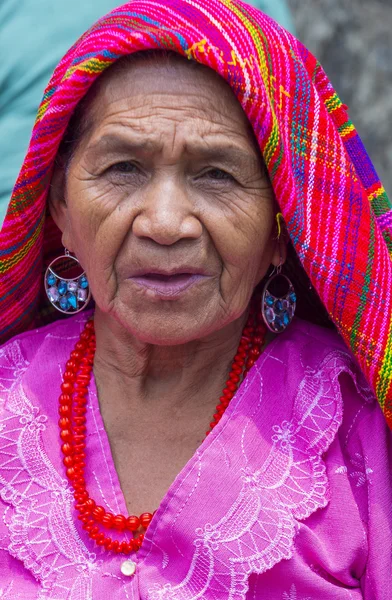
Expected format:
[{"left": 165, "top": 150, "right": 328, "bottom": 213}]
[
  {"left": 0, "top": 339, "right": 95, "bottom": 600},
  {"left": 147, "top": 353, "right": 353, "bottom": 600}
]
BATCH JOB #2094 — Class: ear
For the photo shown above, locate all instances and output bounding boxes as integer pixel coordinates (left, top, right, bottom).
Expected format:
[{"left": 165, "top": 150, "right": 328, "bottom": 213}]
[{"left": 48, "top": 161, "right": 75, "bottom": 252}]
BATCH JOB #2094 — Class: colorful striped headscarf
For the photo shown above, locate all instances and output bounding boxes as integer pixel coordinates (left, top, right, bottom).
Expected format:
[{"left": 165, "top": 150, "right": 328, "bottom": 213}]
[{"left": 1, "top": 0, "right": 392, "bottom": 428}]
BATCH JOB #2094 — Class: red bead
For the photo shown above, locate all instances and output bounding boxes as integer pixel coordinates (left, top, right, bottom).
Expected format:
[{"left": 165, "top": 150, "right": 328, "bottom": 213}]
[
  {"left": 226, "top": 381, "right": 237, "bottom": 392},
  {"left": 74, "top": 443, "right": 86, "bottom": 452},
  {"left": 140, "top": 512, "right": 153, "bottom": 528},
  {"left": 74, "top": 396, "right": 87, "bottom": 406},
  {"left": 92, "top": 506, "right": 106, "bottom": 522},
  {"left": 85, "top": 320, "right": 95, "bottom": 330},
  {"left": 73, "top": 480, "right": 86, "bottom": 491},
  {"left": 75, "top": 342, "right": 87, "bottom": 352},
  {"left": 74, "top": 492, "right": 88, "bottom": 502},
  {"left": 59, "top": 393, "right": 72, "bottom": 405},
  {"left": 253, "top": 336, "right": 264, "bottom": 345},
  {"left": 210, "top": 422, "right": 217, "bottom": 429},
  {"left": 61, "top": 382, "right": 73, "bottom": 394},
  {"left": 219, "top": 396, "right": 229, "bottom": 405},
  {"left": 73, "top": 452, "right": 86, "bottom": 462},
  {"left": 74, "top": 425, "right": 86, "bottom": 435},
  {"left": 96, "top": 533, "right": 106, "bottom": 545},
  {"left": 74, "top": 477, "right": 86, "bottom": 488},
  {"left": 59, "top": 417, "right": 71, "bottom": 430},
  {"left": 63, "top": 455, "right": 74, "bottom": 467},
  {"left": 78, "top": 375, "right": 90, "bottom": 385},
  {"left": 59, "top": 405, "right": 71, "bottom": 417},
  {"left": 104, "top": 537, "right": 113, "bottom": 550},
  {"left": 231, "top": 364, "right": 243, "bottom": 375},
  {"left": 120, "top": 541, "right": 131, "bottom": 555},
  {"left": 70, "top": 351, "right": 82, "bottom": 361},
  {"left": 243, "top": 327, "right": 254, "bottom": 337},
  {"left": 250, "top": 347, "right": 260, "bottom": 357},
  {"left": 73, "top": 416, "right": 86, "bottom": 426},
  {"left": 78, "top": 514, "right": 90, "bottom": 524},
  {"left": 102, "top": 513, "right": 114, "bottom": 528},
  {"left": 74, "top": 385, "right": 88, "bottom": 395},
  {"left": 66, "top": 360, "right": 77, "bottom": 370},
  {"left": 113, "top": 515, "right": 127, "bottom": 531},
  {"left": 60, "top": 429, "right": 73, "bottom": 442},
  {"left": 246, "top": 358, "right": 255, "bottom": 369},
  {"left": 126, "top": 516, "right": 141, "bottom": 531},
  {"left": 73, "top": 434, "right": 86, "bottom": 444},
  {"left": 63, "top": 371, "right": 76, "bottom": 382},
  {"left": 111, "top": 540, "right": 120, "bottom": 553},
  {"left": 89, "top": 525, "right": 99, "bottom": 537},
  {"left": 229, "top": 374, "right": 240, "bottom": 384},
  {"left": 61, "top": 443, "right": 73, "bottom": 455},
  {"left": 66, "top": 467, "right": 76, "bottom": 480},
  {"left": 222, "top": 388, "right": 234, "bottom": 398}
]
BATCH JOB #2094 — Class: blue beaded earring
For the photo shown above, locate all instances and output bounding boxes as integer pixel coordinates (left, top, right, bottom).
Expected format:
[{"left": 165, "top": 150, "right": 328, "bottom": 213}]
[
  {"left": 45, "top": 249, "right": 91, "bottom": 314},
  {"left": 261, "top": 265, "right": 296, "bottom": 333},
  {"left": 261, "top": 213, "right": 296, "bottom": 333}
]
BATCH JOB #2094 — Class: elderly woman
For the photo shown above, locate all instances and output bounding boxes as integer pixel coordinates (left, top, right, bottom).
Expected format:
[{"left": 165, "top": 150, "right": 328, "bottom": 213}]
[{"left": 0, "top": 0, "right": 391, "bottom": 598}]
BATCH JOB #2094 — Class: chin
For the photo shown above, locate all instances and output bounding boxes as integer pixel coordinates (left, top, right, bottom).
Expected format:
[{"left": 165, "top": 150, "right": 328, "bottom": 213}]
[
  {"left": 118, "top": 304, "right": 224, "bottom": 346},
  {"left": 111, "top": 292, "right": 221, "bottom": 345}
]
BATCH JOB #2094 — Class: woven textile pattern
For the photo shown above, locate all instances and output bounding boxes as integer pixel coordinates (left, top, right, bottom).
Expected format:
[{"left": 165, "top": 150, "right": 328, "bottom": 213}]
[{"left": 0, "top": 0, "right": 392, "bottom": 426}]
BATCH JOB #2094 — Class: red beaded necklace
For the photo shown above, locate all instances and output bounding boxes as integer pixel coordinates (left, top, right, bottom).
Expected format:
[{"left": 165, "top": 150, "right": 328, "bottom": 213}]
[{"left": 59, "top": 304, "right": 266, "bottom": 556}]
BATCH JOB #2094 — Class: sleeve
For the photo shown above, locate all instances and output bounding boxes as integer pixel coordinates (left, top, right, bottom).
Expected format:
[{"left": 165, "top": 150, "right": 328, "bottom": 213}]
[{"left": 340, "top": 375, "right": 392, "bottom": 600}]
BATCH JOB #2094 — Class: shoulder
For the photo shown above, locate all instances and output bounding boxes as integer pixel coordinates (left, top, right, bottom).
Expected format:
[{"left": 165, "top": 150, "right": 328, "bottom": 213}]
[
  {"left": 0, "top": 312, "right": 91, "bottom": 409},
  {"left": 265, "top": 317, "right": 362, "bottom": 382},
  {"left": 257, "top": 318, "right": 377, "bottom": 448}
]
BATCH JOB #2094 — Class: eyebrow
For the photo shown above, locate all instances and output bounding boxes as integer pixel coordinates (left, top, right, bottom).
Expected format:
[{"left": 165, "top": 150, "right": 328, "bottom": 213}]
[{"left": 85, "top": 133, "right": 261, "bottom": 170}]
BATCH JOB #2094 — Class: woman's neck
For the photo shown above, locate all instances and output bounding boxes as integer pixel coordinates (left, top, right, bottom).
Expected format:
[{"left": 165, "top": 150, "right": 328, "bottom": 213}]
[{"left": 92, "top": 306, "right": 248, "bottom": 414}]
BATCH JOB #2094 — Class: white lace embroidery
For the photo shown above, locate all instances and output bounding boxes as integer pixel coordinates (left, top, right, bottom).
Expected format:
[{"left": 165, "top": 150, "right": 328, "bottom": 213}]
[
  {"left": 0, "top": 340, "right": 95, "bottom": 600},
  {"left": 147, "top": 353, "right": 351, "bottom": 600}
]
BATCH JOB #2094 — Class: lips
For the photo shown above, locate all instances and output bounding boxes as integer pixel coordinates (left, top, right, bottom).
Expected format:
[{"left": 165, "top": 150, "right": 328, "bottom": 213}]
[{"left": 129, "top": 271, "right": 208, "bottom": 297}]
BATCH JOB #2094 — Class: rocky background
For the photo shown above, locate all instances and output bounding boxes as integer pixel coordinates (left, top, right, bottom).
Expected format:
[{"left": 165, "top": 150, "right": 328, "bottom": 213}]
[{"left": 287, "top": 0, "right": 392, "bottom": 196}]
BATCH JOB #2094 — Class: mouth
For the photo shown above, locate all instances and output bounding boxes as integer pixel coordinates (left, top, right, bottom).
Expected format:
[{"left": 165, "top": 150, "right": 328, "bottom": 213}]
[{"left": 129, "top": 271, "right": 209, "bottom": 298}]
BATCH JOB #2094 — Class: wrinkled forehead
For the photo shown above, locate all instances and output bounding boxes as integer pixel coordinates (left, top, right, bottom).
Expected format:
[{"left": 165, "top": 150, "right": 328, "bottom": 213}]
[{"left": 59, "top": 51, "right": 261, "bottom": 161}]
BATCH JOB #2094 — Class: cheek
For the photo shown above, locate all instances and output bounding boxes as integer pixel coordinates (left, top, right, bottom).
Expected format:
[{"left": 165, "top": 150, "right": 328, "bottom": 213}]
[
  {"left": 208, "top": 191, "right": 275, "bottom": 280},
  {"left": 65, "top": 179, "right": 134, "bottom": 299}
]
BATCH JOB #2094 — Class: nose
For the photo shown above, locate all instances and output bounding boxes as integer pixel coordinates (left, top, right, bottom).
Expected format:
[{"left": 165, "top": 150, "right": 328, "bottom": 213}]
[{"left": 132, "top": 176, "right": 202, "bottom": 246}]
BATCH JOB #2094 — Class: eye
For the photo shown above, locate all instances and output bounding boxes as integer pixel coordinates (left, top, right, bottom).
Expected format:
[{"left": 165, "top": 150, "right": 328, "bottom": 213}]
[
  {"left": 108, "top": 161, "right": 140, "bottom": 174},
  {"left": 203, "top": 168, "right": 235, "bottom": 181}
]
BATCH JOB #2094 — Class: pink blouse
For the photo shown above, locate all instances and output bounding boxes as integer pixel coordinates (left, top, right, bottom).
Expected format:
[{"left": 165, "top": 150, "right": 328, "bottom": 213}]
[{"left": 0, "top": 313, "right": 391, "bottom": 599}]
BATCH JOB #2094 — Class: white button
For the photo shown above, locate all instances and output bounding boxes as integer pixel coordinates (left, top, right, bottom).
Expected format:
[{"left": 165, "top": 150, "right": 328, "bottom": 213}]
[{"left": 121, "top": 559, "right": 136, "bottom": 577}]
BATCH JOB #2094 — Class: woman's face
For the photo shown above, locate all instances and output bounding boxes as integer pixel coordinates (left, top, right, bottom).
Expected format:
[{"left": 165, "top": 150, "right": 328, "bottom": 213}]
[{"left": 51, "top": 56, "right": 278, "bottom": 344}]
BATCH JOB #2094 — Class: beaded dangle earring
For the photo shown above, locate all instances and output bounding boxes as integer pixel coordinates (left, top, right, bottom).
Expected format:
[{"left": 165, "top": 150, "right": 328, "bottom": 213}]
[
  {"left": 261, "top": 214, "right": 296, "bottom": 333},
  {"left": 45, "top": 249, "right": 91, "bottom": 314}
]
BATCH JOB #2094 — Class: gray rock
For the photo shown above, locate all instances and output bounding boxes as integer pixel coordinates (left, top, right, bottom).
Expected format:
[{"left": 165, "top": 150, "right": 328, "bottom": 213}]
[{"left": 288, "top": 0, "right": 392, "bottom": 196}]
